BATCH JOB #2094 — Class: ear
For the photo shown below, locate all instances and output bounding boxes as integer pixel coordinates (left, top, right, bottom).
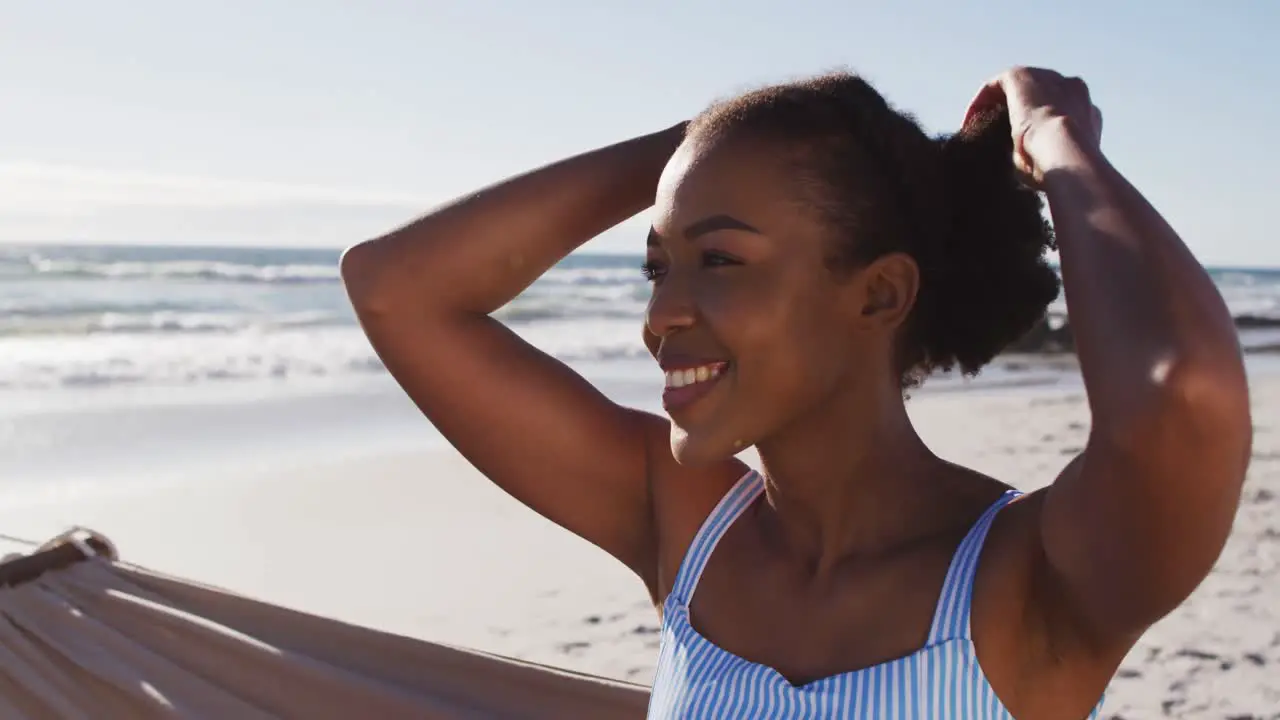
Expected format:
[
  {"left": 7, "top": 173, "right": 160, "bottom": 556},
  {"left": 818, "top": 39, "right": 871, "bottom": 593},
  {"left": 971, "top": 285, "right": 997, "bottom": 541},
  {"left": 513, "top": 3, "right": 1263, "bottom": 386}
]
[{"left": 856, "top": 252, "right": 919, "bottom": 330}]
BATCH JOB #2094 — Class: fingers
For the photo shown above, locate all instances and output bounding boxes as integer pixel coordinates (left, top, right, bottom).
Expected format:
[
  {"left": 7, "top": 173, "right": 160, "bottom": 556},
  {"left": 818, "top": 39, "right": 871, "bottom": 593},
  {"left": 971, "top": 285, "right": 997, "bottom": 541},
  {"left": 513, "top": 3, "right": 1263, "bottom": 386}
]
[
  {"left": 962, "top": 77, "right": 1008, "bottom": 127},
  {"left": 1062, "top": 76, "right": 1090, "bottom": 98},
  {"left": 962, "top": 66, "right": 1041, "bottom": 126},
  {"left": 1062, "top": 75, "right": 1103, "bottom": 143},
  {"left": 965, "top": 67, "right": 1104, "bottom": 154}
]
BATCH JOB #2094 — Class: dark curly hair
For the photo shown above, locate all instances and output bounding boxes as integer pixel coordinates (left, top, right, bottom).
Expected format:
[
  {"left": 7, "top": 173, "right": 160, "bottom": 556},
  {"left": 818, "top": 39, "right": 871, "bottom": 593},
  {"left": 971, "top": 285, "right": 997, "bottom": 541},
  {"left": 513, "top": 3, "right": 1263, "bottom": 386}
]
[{"left": 689, "top": 71, "right": 1060, "bottom": 389}]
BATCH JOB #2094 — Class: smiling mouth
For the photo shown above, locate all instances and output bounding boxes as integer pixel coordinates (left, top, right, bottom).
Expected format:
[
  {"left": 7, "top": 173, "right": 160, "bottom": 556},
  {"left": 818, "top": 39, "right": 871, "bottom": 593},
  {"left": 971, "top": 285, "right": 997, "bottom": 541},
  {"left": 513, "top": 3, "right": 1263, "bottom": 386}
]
[
  {"left": 664, "top": 362, "right": 726, "bottom": 389},
  {"left": 661, "top": 361, "right": 729, "bottom": 413}
]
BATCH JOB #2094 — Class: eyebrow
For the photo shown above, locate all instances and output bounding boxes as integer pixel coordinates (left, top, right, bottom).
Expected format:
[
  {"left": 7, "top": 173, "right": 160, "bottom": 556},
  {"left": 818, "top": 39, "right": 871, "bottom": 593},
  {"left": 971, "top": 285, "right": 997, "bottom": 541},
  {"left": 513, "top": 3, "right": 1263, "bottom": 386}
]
[
  {"left": 684, "top": 214, "right": 760, "bottom": 239},
  {"left": 646, "top": 214, "right": 761, "bottom": 247}
]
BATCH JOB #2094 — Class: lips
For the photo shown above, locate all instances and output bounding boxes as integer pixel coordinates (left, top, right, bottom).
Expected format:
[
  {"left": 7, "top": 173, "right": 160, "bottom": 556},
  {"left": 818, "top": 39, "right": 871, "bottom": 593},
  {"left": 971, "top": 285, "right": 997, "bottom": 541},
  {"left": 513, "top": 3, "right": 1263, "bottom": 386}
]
[
  {"left": 659, "top": 359, "right": 730, "bottom": 413},
  {"left": 664, "top": 362, "right": 726, "bottom": 389}
]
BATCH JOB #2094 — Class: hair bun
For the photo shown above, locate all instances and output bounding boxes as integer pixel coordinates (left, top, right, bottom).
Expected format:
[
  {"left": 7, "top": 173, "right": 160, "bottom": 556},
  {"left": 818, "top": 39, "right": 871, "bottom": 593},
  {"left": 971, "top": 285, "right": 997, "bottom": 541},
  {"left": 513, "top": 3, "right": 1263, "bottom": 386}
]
[{"left": 903, "top": 105, "right": 1059, "bottom": 383}]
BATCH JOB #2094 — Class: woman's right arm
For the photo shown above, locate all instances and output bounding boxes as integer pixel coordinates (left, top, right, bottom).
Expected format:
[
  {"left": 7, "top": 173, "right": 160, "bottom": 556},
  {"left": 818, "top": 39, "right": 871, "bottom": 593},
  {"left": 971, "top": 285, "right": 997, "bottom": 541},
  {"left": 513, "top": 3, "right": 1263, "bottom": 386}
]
[{"left": 340, "top": 125, "right": 686, "bottom": 587}]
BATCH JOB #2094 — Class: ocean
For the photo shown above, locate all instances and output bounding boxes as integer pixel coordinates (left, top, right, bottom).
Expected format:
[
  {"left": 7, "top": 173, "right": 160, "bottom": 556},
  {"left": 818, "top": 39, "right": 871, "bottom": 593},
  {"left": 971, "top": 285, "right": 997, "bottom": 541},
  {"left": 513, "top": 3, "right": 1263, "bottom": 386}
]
[
  {"left": 1, "top": 242, "right": 1278, "bottom": 501},
  {"left": 0, "top": 243, "right": 653, "bottom": 395},
  {"left": 3, "top": 243, "right": 1279, "bottom": 397}
]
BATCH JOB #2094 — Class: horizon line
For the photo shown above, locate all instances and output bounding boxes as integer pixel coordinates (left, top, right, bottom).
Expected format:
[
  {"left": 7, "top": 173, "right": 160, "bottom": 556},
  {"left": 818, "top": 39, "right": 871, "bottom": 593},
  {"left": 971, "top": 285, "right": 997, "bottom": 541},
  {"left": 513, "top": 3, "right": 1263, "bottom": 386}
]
[{"left": 2, "top": 239, "right": 1275, "bottom": 271}]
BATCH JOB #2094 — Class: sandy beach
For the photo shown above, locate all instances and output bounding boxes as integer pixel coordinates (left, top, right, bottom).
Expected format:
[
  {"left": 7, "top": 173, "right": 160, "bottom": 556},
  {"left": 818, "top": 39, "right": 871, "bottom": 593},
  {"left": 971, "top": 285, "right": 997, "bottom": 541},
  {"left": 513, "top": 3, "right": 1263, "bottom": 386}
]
[
  {"left": 0, "top": 365, "right": 1275, "bottom": 718},
  {"left": 3, "top": 0, "right": 1275, "bottom": 715}
]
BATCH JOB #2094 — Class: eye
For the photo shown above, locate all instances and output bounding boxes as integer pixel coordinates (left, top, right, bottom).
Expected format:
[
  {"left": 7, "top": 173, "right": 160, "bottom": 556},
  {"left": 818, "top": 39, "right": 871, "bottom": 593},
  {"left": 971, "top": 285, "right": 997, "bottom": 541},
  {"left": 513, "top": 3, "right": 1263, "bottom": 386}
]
[
  {"left": 642, "top": 251, "right": 739, "bottom": 283},
  {"left": 640, "top": 260, "right": 666, "bottom": 283},
  {"left": 701, "top": 250, "right": 742, "bottom": 269}
]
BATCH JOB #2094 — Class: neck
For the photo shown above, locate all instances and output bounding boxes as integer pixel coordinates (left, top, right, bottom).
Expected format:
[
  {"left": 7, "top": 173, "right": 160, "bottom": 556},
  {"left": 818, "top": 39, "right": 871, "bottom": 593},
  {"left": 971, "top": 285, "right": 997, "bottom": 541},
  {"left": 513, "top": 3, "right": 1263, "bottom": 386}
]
[{"left": 754, "top": 378, "right": 944, "bottom": 576}]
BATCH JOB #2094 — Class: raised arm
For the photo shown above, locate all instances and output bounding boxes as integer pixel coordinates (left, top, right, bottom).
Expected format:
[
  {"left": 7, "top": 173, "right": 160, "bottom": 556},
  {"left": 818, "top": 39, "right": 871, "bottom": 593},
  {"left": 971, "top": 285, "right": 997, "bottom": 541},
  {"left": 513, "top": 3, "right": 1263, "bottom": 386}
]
[
  {"left": 967, "top": 69, "right": 1252, "bottom": 645},
  {"left": 340, "top": 125, "right": 687, "bottom": 588}
]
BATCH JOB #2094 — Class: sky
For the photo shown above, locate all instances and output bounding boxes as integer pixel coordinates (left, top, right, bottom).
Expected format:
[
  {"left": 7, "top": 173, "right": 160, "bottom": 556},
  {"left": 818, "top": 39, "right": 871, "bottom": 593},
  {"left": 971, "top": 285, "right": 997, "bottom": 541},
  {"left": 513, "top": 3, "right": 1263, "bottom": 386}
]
[{"left": 1, "top": 1, "right": 1276, "bottom": 265}]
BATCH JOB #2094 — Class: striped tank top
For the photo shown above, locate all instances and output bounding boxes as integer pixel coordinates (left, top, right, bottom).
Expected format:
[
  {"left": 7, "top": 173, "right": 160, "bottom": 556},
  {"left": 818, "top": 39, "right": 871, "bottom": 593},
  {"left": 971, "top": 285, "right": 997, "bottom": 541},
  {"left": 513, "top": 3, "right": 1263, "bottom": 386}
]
[{"left": 647, "top": 470, "right": 1105, "bottom": 718}]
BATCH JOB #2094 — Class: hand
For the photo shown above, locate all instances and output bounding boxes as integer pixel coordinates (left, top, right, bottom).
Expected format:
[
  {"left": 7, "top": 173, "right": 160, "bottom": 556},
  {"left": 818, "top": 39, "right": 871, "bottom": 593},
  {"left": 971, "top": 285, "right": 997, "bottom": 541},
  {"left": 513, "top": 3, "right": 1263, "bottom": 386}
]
[{"left": 963, "top": 67, "right": 1104, "bottom": 188}]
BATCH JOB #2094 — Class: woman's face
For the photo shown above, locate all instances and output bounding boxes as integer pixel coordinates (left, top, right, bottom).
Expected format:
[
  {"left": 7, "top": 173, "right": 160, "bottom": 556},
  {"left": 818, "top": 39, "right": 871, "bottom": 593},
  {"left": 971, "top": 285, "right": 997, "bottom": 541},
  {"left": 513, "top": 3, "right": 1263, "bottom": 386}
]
[{"left": 642, "top": 134, "right": 910, "bottom": 465}]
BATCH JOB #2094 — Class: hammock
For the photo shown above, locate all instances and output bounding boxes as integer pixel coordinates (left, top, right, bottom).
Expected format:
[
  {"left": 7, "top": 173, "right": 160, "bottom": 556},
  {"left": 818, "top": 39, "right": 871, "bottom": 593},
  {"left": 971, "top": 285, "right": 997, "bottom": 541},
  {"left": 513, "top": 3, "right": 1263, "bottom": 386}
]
[{"left": 0, "top": 528, "right": 651, "bottom": 719}]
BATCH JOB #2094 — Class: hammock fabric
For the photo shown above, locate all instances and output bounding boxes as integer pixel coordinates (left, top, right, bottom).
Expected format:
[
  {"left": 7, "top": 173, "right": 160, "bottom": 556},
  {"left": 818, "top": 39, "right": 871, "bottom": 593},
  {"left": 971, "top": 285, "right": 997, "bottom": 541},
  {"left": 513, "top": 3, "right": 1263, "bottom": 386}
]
[{"left": 0, "top": 529, "right": 651, "bottom": 719}]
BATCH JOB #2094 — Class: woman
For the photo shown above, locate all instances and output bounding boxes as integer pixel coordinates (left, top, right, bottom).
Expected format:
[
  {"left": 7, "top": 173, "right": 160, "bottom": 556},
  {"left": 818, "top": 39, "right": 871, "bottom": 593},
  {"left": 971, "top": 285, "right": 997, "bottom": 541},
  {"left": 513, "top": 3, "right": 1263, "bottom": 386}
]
[{"left": 340, "top": 67, "right": 1251, "bottom": 718}]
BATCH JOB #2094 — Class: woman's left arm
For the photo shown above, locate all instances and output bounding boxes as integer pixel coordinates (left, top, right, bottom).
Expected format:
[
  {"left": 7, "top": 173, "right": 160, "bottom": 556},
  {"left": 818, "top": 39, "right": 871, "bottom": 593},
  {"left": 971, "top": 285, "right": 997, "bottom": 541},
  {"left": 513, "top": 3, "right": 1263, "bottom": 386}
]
[{"left": 974, "top": 68, "right": 1253, "bottom": 646}]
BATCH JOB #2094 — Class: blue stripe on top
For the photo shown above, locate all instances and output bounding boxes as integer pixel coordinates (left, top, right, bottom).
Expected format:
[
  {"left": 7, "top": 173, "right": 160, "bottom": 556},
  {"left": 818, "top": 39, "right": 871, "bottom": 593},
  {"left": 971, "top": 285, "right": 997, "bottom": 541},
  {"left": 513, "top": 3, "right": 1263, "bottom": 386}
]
[{"left": 647, "top": 470, "right": 1105, "bottom": 719}]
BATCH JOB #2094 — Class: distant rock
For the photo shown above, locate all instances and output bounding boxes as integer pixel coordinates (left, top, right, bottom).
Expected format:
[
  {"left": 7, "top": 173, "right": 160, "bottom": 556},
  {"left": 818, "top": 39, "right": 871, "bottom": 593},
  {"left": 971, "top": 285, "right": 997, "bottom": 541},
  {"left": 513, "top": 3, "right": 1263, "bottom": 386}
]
[
  {"left": 1006, "top": 315, "right": 1074, "bottom": 354},
  {"left": 1233, "top": 315, "right": 1280, "bottom": 330},
  {"left": 1004, "top": 312, "right": 1280, "bottom": 356}
]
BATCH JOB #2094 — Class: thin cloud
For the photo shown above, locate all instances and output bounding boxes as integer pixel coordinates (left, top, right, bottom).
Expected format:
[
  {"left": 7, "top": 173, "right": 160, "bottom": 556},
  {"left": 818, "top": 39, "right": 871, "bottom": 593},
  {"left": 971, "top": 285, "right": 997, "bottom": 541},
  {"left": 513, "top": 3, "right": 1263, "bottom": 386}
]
[
  {"left": 0, "top": 161, "right": 430, "bottom": 211},
  {"left": 0, "top": 161, "right": 436, "bottom": 246},
  {"left": 0, "top": 160, "right": 652, "bottom": 251}
]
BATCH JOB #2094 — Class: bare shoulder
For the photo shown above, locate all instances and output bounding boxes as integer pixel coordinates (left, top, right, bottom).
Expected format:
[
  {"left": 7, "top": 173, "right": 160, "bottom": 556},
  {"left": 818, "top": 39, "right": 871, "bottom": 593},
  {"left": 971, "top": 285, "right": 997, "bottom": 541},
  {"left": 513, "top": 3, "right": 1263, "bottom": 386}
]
[
  {"left": 636, "top": 413, "right": 752, "bottom": 603},
  {"left": 972, "top": 485, "right": 1130, "bottom": 718}
]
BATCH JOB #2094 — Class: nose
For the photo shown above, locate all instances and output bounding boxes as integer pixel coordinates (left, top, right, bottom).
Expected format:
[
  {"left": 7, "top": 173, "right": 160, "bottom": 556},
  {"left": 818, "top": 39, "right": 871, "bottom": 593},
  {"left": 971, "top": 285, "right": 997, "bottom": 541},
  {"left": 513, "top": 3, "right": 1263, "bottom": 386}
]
[{"left": 645, "top": 276, "right": 697, "bottom": 340}]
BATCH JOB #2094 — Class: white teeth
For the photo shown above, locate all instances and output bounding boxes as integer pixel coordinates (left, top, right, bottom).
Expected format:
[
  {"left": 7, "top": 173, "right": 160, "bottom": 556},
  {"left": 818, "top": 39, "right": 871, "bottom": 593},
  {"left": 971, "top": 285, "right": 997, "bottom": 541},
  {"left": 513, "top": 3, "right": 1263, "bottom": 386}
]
[{"left": 665, "top": 364, "right": 725, "bottom": 389}]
